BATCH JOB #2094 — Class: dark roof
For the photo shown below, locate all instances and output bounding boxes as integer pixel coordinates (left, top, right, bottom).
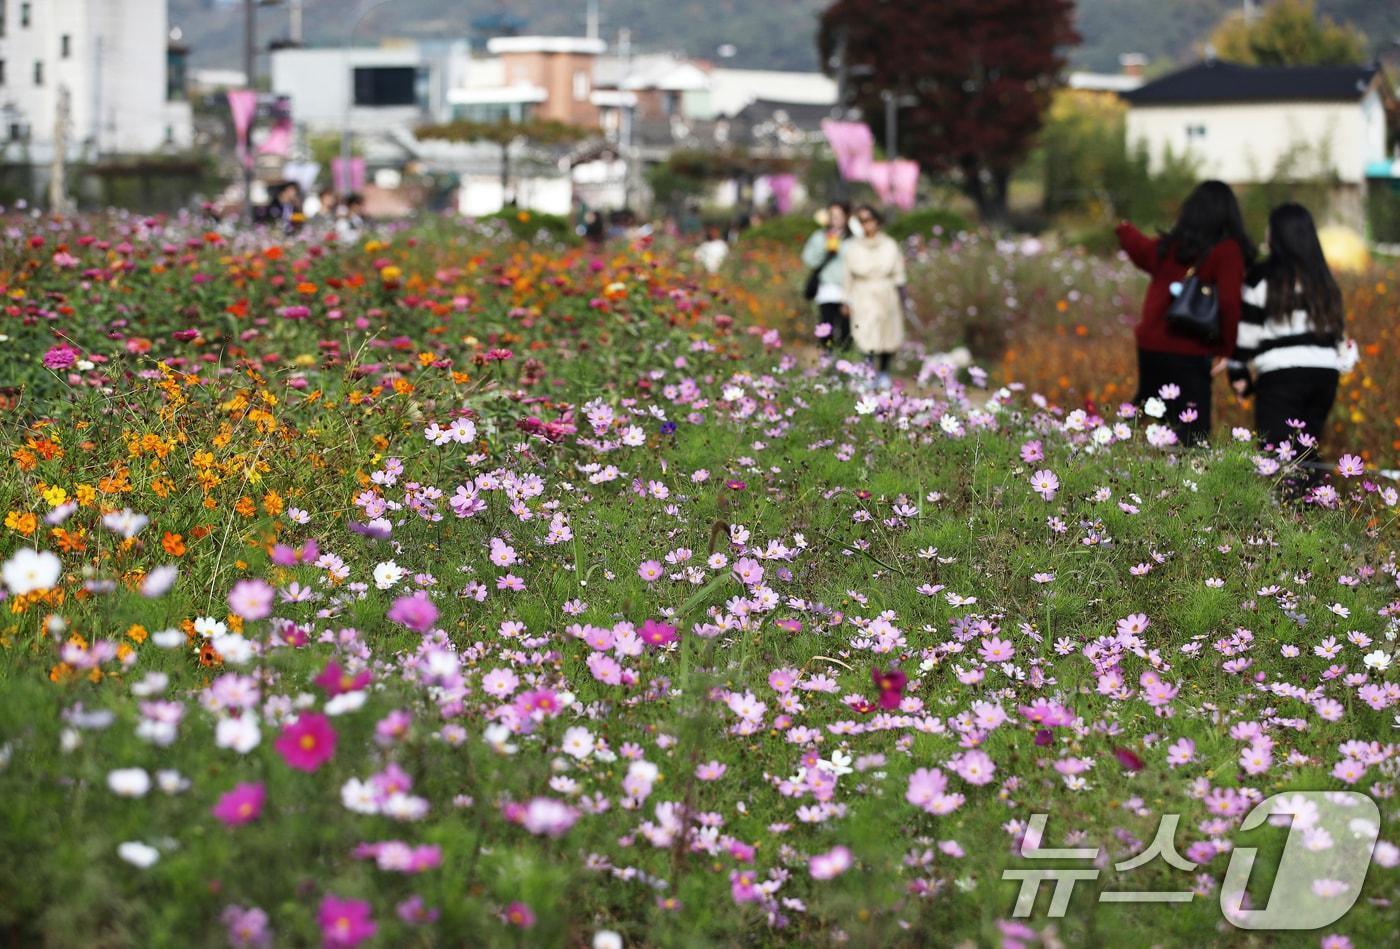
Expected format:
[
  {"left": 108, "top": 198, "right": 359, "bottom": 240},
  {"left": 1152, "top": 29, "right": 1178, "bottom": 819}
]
[
  {"left": 1123, "top": 61, "right": 1380, "bottom": 106},
  {"left": 730, "top": 98, "right": 832, "bottom": 128}
]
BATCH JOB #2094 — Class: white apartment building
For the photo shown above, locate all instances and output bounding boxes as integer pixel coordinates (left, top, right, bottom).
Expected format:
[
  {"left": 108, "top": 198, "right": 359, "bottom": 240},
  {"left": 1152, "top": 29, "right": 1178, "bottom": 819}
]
[{"left": 0, "top": 0, "right": 193, "bottom": 161}]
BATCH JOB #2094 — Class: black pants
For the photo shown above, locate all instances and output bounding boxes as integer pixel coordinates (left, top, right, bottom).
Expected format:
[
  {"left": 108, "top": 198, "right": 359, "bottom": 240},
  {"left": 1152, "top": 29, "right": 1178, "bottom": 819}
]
[
  {"left": 818, "top": 302, "right": 851, "bottom": 350},
  {"left": 1254, "top": 367, "right": 1338, "bottom": 460},
  {"left": 1135, "top": 349, "right": 1212, "bottom": 445}
]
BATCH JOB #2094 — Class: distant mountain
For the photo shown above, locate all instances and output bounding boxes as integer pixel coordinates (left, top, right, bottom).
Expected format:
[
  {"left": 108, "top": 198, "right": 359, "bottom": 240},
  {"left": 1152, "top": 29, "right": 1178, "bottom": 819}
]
[{"left": 171, "top": 1, "right": 1398, "bottom": 76}]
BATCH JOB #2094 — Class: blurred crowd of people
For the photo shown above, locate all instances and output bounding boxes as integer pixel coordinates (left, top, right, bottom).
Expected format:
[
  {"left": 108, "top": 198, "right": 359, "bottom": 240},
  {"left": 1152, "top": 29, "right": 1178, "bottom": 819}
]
[{"left": 253, "top": 181, "right": 368, "bottom": 244}]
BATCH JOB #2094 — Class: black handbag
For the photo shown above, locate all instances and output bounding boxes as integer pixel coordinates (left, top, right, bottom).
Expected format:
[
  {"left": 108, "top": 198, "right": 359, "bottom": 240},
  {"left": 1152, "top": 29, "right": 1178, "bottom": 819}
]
[
  {"left": 803, "top": 249, "right": 837, "bottom": 301},
  {"left": 1165, "top": 266, "right": 1220, "bottom": 343}
]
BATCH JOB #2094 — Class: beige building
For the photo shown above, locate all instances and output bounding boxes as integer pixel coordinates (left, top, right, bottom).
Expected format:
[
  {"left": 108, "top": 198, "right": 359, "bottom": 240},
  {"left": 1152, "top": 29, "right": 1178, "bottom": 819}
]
[{"left": 1123, "top": 61, "right": 1393, "bottom": 223}]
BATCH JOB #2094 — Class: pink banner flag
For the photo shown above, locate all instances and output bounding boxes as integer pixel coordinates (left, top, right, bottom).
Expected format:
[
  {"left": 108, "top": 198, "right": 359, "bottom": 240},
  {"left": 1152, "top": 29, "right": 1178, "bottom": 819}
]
[
  {"left": 821, "top": 119, "right": 874, "bottom": 183},
  {"left": 227, "top": 89, "right": 258, "bottom": 165},
  {"left": 768, "top": 173, "right": 796, "bottom": 214},
  {"left": 257, "top": 117, "right": 294, "bottom": 157},
  {"left": 866, "top": 161, "right": 894, "bottom": 204},
  {"left": 890, "top": 159, "right": 919, "bottom": 210},
  {"left": 331, "top": 157, "right": 366, "bottom": 193}
]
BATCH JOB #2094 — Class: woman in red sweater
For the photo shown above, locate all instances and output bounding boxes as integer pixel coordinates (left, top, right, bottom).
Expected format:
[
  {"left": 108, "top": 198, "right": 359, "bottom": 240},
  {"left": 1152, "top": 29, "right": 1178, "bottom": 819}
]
[{"left": 1116, "top": 180, "right": 1256, "bottom": 445}]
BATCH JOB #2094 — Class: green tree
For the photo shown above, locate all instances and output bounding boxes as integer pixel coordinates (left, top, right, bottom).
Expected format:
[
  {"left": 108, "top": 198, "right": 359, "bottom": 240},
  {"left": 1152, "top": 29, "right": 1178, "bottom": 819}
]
[{"left": 1209, "top": 0, "right": 1367, "bottom": 66}]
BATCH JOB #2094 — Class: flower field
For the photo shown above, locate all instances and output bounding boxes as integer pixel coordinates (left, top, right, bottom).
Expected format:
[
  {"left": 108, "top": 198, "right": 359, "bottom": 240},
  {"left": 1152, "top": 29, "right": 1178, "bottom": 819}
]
[{"left": 0, "top": 215, "right": 1397, "bottom": 948}]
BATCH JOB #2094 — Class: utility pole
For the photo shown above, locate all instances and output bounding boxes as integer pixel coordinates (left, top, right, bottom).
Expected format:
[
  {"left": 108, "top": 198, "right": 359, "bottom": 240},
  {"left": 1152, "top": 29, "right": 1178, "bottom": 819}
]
[
  {"left": 619, "top": 27, "right": 635, "bottom": 210},
  {"left": 290, "top": 0, "right": 304, "bottom": 44},
  {"left": 48, "top": 85, "right": 71, "bottom": 214},
  {"left": 243, "top": 0, "right": 256, "bottom": 222},
  {"left": 882, "top": 89, "right": 896, "bottom": 158},
  {"left": 586, "top": 0, "right": 599, "bottom": 40}
]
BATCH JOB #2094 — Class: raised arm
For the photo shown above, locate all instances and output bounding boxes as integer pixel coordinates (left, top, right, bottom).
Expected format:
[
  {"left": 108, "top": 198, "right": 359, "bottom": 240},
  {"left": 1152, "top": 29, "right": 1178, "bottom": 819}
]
[{"left": 1114, "top": 222, "right": 1159, "bottom": 275}]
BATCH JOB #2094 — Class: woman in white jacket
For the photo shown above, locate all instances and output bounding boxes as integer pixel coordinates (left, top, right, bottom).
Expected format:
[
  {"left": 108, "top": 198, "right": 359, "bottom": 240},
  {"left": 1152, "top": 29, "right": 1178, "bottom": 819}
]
[{"left": 843, "top": 205, "right": 909, "bottom": 389}]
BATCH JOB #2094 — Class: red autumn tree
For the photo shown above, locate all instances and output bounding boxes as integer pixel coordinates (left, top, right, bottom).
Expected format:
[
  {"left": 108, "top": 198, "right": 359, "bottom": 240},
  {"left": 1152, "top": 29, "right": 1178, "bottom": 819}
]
[{"left": 818, "top": 0, "right": 1079, "bottom": 221}]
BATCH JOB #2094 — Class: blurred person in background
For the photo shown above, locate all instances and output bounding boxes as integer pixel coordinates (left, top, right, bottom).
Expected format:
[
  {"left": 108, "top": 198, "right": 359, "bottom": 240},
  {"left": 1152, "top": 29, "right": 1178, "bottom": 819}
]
[
  {"left": 695, "top": 225, "right": 730, "bottom": 274},
  {"left": 844, "top": 205, "right": 910, "bottom": 389},
  {"left": 801, "top": 201, "right": 852, "bottom": 350}
]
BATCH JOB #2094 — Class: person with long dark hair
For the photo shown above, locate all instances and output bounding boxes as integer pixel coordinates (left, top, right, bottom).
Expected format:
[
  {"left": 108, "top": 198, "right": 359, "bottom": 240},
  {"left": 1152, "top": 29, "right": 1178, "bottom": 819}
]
[
  {"left": 1116, "top": 181, "right": 1256, "bottom": 444},
  {"left": 1225, "top": 202, "right": 1346, "bottom": 461}
]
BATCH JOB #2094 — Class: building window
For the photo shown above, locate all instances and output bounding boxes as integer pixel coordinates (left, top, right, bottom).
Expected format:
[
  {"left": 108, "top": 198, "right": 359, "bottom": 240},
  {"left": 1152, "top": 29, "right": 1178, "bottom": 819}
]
[
  {"left": 61, "top": 35, "right": 71, "bottom": 59},
  {"left": 0, "top": 60, "right": 5, "bottom": 87},
  {"left": 1185, "top": 124, "right": 1207, "bottom": 141},
  {"left": 33, "top": 60, "right": 42, "bottom": 86},
  {"left": 21, "top": 3, "right": 31, "bottom": 28},
  {"left": 573, "top": 70, "right": 589, "bottom": 102},
  {"left": 8, "top": 124, "right": 22, "bottom": 142}
]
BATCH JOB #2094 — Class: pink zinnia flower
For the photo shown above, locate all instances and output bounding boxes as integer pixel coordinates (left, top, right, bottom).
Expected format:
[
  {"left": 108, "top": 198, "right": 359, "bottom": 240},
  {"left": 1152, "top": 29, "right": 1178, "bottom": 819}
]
[
  {"left": 274, "top": 712, "right": 337, "bottom": 772},
  {"left": 227, "top": 579, "right": 275, "bottom": 621},
  {"left": 211, "top": 782, "right": 266, "bottom": 826},
  {"left": 387, "top": 593, "right": 438, "bottom": 633},
  {"left": 318, "top": 896, "right": 376, "bottom": 948},
  {"left": 42, "top": 344, "right": 79, "bottom": 370}
]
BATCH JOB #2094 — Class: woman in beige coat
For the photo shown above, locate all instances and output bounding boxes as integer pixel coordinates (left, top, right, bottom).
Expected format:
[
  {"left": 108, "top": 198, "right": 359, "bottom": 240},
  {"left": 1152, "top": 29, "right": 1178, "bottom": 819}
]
[{"left": 843, "top": 205, "right": 909, "bottom": 389}]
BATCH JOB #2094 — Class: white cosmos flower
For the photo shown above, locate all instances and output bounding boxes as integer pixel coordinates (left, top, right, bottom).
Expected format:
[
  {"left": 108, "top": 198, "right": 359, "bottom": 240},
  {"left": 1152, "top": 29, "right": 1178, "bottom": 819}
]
[
  {"left": 1143, "top": 397, "right": 1166, "bottom": 419},
  {"left": 2, "top": 547, "right": 61, "bottom": 596},
  {"left": 325, "top": 691, "right": 367, "bottom": 716},
  {"left": 193, "top": 617, "right": 226, "bottom": 639},
  {"left": 212, "top": 634, "right": 254, "bottom": 666},
  {"left": 373, "top": 561, "right": 405, "bottom": 590},
  {"left": 151, "top": 628, "right": 185, "bottom": 649},
  {"left": 341, "top": 778, "right": 380, "bottom": 814},
  {"left": 1363, "top": 649, "right": 1392, "bottom": 672},
  {"left": 100, "top": 508, "right": 149, "bottom": 538},
  {"left": 117, "top": 841, "right": 160, "bottom": 868},
  {"left": 107, "top": 767, "right": 151, "bottom": 797},
  {"left": 215, "top": 715, "right": 261, "bottom": 754},
  {"left": 156, "top": 770, "right": 190, "bottom": 794}
]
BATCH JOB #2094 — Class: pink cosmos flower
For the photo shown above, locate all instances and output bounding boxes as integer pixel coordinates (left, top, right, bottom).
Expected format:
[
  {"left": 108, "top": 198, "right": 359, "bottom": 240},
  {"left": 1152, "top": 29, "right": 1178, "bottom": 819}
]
[
  {"left": 503, "top": 901, "right": 536, "bottom": 928},
  {"left": 274, "top": 713, "right": 337, "bottom": 772},
  {"left": 1337, "top": 454, "right": 1364, "bottom": 477},
  {"left": 227, "top": 579, "right": 275, "bottom": 621},
  {"left": 211, "top": 782, "right": 266, "bottom": 826},
  {"left": 387, "top": 593, "right": 438, "bottom": 633},
  {"left": 221, "top": 905, "right": 271, "bottom": 948},
  {"left": 950, "top": 749, "right": 996, "bottom": 786},
  {"left": 637, "top": 560, "right": 664, "bottom": 582},
  {"left": 270, "top": 540, "right": 319, "bottom": 566},
  {"left": 809, "top": 845, "right": 854, "bottom": 880},
  {"left": 1029, "top": 469, "right": 1059, "bottom": 500},
  {"left": 318, "top": 896, "right": 376, "bottom": 948},
  {"left": 696, "top": 760, "right": 727, "bottom": 781}
]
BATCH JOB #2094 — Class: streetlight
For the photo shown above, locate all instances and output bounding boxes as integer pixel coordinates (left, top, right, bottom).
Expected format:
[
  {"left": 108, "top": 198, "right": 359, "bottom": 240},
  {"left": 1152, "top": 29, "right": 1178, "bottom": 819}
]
[
  {"left": 340, "top": 0, "right": 397, "bottom": 194},
  {"left": 879, "top": 89, "right": 918, "bottom": 159}
]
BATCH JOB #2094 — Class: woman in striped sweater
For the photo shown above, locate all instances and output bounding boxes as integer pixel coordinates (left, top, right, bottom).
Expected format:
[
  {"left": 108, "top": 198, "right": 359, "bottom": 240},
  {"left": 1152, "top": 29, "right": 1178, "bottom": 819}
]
[{"left": 1226, "top": 203, "right": 1346, "bottom": 461}]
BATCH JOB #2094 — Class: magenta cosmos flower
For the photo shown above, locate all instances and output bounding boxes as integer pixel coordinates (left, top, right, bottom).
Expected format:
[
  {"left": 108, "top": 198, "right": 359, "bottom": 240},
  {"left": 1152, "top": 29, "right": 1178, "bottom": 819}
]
[
  {"left": 872, "top": 666, "right": 907, "bottom": 710},
  {"left": 275, "top": 713, "right": 337, "bottom": 771},
  {"left": 387, "top": 592, "right": 438, "bottom": 633},
  {"left": 638, "top": 619, "right": 677, "bottom": 647},
  {"left": 212, "top": 782, "right": 266, "bottom": 826},
  {"left": 503, "top": 901, "right": 536, "bottom": 929},
  {"left": 318, "top": 896, "right": 376, "bottom": 948}
]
